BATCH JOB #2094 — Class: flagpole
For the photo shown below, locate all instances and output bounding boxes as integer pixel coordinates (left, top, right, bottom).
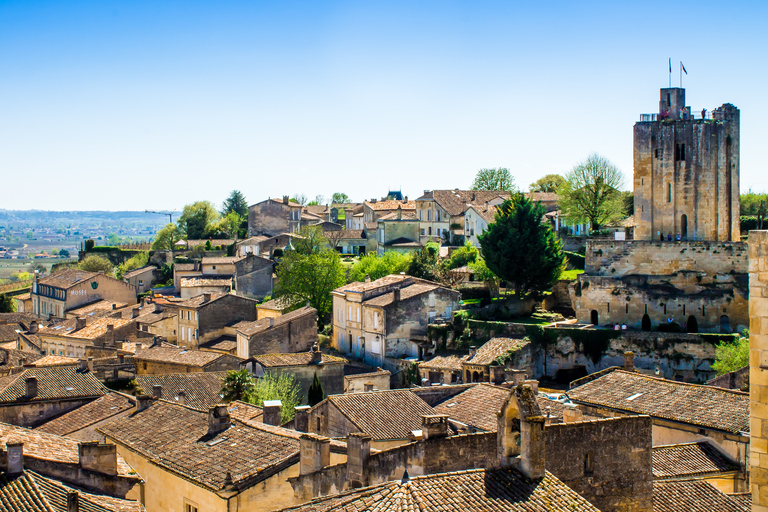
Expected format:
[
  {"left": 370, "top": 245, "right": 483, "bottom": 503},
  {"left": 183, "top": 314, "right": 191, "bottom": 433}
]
[{"left": 680, "top": 61, "right": 682, "bottom": 88}]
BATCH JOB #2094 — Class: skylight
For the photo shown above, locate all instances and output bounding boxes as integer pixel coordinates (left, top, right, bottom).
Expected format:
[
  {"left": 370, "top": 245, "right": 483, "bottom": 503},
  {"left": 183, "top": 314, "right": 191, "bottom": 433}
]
[
  {"left": 626, "top": 393, "right": 643, "bottom": 401},
  {"left": 206, "top": 437, "right": 228, "bottom": 447}
]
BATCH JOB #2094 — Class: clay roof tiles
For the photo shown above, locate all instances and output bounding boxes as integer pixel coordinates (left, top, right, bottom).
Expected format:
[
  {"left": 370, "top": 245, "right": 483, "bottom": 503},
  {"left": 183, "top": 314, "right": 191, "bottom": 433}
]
[
  {"left": 37, "top": 269, "right": 99, "bottom": 289},
  {"left": 363, "top": 200, "right": 415, "bottom": 211},
  {"left": 567, "top": 370, "right": 750, "bottom": 434},
  {"left": 133, "top": 346, "right": 233, "bottom": 368},
  {"left": 66, "top": 300, "right": 128, "bottom": 318},
  {"left": 419, "top": 354, "right": 469, "bottom": 372},
  {"left": 417, "top": 190, "right": 511, "bottom": 217},
  {"left": 34, "top": 392, "right": 134, "bottom": 436},
  {"left": 652, "top": 479, "right": 749, "bottom": 512},
  {"left": 0, "top": 366, "right": 105, "bottom": 403},
  {"left": 133, "top": 372, "right": 227, "bottom": 410},
  {"left": 466, "top": 337, "right": 529, "bottom": 366},
  {"left": 227, "top": 400, "right": 263, "bottom": 426},
  {"left": 652, "top": 442, "right": 739, "bottom": 479},
  {"left": 251, "top": 353, "right": 346, "bottom": 368},
  {"left": 122, "top": 266, "right": 156, "bottom": 279},
  {"left": 432, "top": 383, "right": 508, "bottom": 431},
  {"left": 28, "top": 355, "right": 79, "bottom": 367},
  {"left": 363, "top": 283, "right": 442, "bottom": 307},
  {"left": 234, "top": 306, "right": 315, "bottom": 337}
]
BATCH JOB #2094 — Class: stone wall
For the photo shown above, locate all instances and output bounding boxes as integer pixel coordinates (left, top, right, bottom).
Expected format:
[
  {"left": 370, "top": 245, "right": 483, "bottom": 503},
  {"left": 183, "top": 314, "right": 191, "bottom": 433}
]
[
  {"left": 263, "top": 363, "right": 345, "bottom": 404},
  {"left": 545, "top": 416, "right": 653, "bottom": 512},
  {"left": 749, "top": 230, "right": 768, "bottom": 511},
  {"left": 344, "top": 370, "right": 391, "bottom": 393},
  {"left": 244, "top": 309, "right": 318, "bottom": 357},
  {"left": 198, "top": 295, "right": 258, "bottom": 343},
  {"left": 234, "top": 255, "right": 274, "bottom": 299},
  {"left": 0, "top": 398, "right": 96, "bottom": 427}
]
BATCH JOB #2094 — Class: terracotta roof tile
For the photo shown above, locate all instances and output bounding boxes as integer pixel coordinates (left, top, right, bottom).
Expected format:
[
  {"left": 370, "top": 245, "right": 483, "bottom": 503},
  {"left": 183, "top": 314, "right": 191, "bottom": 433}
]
[
  {"left": 419, "top": 354, "right": 469, "bottom": 372},
  {"left": 568, "top": 370, "right": 750, "bottom": 434},
  {"left": 466, "top": 338, "right": 529, "bottom": 366},
  {"left": 652, "top": 442, "right": 739, "bottom": 479},
  {"left": 363, "top": 283, "right": 442, "bottom": 307},
  {"left": 134, "top": 346, "right": 233, "bottom": 367},
  {"left": 364, "top": 200, "right": 416, "bottom": 211},
  {"left": 252, "top": 352, "right": 346, "bottom": 368},
  {"left": 201, "top": 256, "right": 244, "bottom": 265},
  {"left": 234, "top": 306, "right": 315, "bottom": 337},
  {"left": 327, "top": 390, "right": 435, "bottom": 440},
  {"left": 179, "top": 277, "right": 232, "bottom": 288},
  {"left": 653, "top": 479, "right": 749, "bottom": 512},
  {"left": 728, "top": 493, "right": 751, "bottom": 510},
  {"left": 0, "top": 366, "right": 105, "bottom": 404},
  {"left": 122, "top": 266, "right": 156, "bottom": 279},
  {"left": 335, "top": 274, "right": 411, "bottom": 293},
  {"left": 134, "top": 372, "right": 227, "bottom": 410},
  {"left": 433, "top": 384, "right": 509, "bottom": 431},
  {"left": 227, "top": 400, "right": 263, "bottom": 425},
  {"left": 28, "top": 355, "right": 79, "bottom": 367},
  {"left": 0, "top": 349, "right": 43, "bottom": 369},
  {"left": 256, "top": 297, "right": 294, "bottom": 311},
  {"left": 37, "top": 269, "right": 99, "bottom": 290},
  {"left": 66, "top": 300, "right": 128, "bottom": 318},
  {"left": 0, "top": 325, "right": 21, "bottom": 344},
  {"left": 417, "top": 190, "right": 511, "bottom": 216},
  {"left": 35, "top": 393, "right": 134, "bottom": 436}
]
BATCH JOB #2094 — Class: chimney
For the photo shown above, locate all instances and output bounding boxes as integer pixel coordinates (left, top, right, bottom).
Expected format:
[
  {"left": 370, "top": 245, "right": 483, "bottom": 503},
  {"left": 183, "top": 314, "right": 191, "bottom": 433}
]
[
  {"left": 87, "top": 357, "right": 93, "bottom": 372},
  {"left": 346, "top": 433, "right": 371, "bottom": 485},
  {"left": 135, "top": 342, "right": 142, "bottom": 350},
  {"left": 508, "top": 369, "right": 526, "bottom": 386},
  {"left": 67, "top": 492, "right": 79, "bottom": 512},
  {"left": 311, "top": 343, "right": 322, "bottom": 364},
  {"left": 468, "top": 346, "right": 477, "bottom": 359},
  {"left": 78, "top": 442, "right": 117, "bottom": 476},
  {"left": 268, "top": 317, "right": 275, "bottom": 328},
  {"left": 131, "top": 307, "right": 140, "bottom": 318},
  {"left": 29, "top": 321, "right": 38, "bottom": 334},
  {"left": 497, "top": 384, "right": 546, "bottom": 480},
  {"left": 154, "top": 303, "right": 163, "bottom": 313},
  {"left": 152, "top": 336, "right": 162, "bottom": 347},
  {"left": 282, "top": 196, "right": 289, "bottom": 205},
  {"left": 117, "top": 354, "right": 125, "bottom": 365},
  {"left": 393, "top": 288, "right": 401, "bottom": 302},
  {"left": 136, "top": 394, "right": 153, "bottom": 412},
  {"left": 299, "top": 433, "right": 331, "bottom": 475},
  {"left": 25, "top": 377, "right": 38, "bottom": 399},
  {"left": 523, "top": 380, "right": 539, "bottom": 395},
  {"left": 203, "top": 293, "right": 211, "bottom": 302},
  {"left": 262, "top": 400, "right": 282, "bottom": 426},
  {"left": 106, "top": 324, "right": 114, "bottom": 346},
  {"left": 563, "top": 407, "right": 583, "bottom": 423},
  {"left": 421, "top": 414, "right": 449, "bottom": 440},
  {"left": 365, "top": 274, "right": 371, "bottom": 283},
  {"left": 177, "top": 389, "right": 186, "bottom": 405},
  {"left": 79, "top": 359, "right": 88, "bottom": 372},
  {"left": 75, "top": 317, "right": 87, "bottom": 331},
  {"left": 112, "top": 303, "right": 117, "bottom": 310},
  {"left": 294, "top": 405, "right": 310, "bottom": 432},
  {"left": 208, "top": 404, "right": 231, "bottom": 434},
  {"left": 152, "top": 384, "right": 162, "bottom": 399},
  {"left": 397, "top": 205, "right": 402, "bottom": 220},
  {"left": 624, "top": 351, "right": 635, "bottom": 372},
  {"left": 5, "top": 442, "right": 23, "bottom": 474},
  {"left": 364, "top": 382, "right": 374, "bottom": 392}
]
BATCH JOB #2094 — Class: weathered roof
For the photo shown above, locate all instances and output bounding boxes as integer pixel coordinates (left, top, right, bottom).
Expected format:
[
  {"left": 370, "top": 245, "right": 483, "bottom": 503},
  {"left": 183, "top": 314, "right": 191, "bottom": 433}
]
[
  {"left": 37, "top": 269, "right": 98, "bottom": 290},
  {"left": 234, "top": 306, "right": 315, "bottom": 337},
  {"left": 466, "top": 338, "right": 529, "bottom": 366},
  {"left": 0, "top": 470, "right": 144, "bottom": 512},
  {"left": 728, "top": 493, "right": 752, "bottom": 510},
  {"left": 363, "top": 283, "right": 443, "bottom": 307},
  {"left": 28, "top": 355, "right": 79, "bottom": 367},
  {"left": 252, "top": 352, "right": 346, "bottom": 368},
  {"left": 227, "top": 400, "right": 264, "bottom": 425},
  {"left": 419, "top": 354, "right": 469, "bottom": 372},
  {"left": 201, "top": 256, "right": 243, "bottom": 265},
  {"left": 335, "top": 274, "right": 410, "bottom": 294},
  {"left": 134, "top": 372, "right": 227, "bottom": 410},
  {"left": 98, "top": 400, "right": 303, "bottom": 492},
  {"left": 179, "top": 277, "right": 232, "bottom": 288},
  {"left": 0, "top": 422, "right": 135, "bottom": 477},
  {"left": 0, "top": 324, "right": 21, "bottom": 343},
  {"left": 416, "top": 190, "right": 511, "bottom": 217},
  {"left": 567, "top": 370, "right": 750, "bottom": 434},
  {"left": 433, "top": 383, "right": 508, "bottom": 431},
  {"left": 0, "top": 366, "right": 105, "bottom": 404},
  {"left": 467, "top": 203, "right": 498, "bottom": 224},
  {"left": 652, "top": 479, "right": 748, "bottom": 512},
  {"left": 279, "top": 468, "right": 599, "bottom": 511},
  {"left": 377, "top": 211, "right": 418, "bottom": 221},
  {"left": 35, "top": 392, "right": 134, "bottom": 436},
  {"left": 363, "top": 200, "right": 416, "bottom": 211},
  {"left": 198, "top": 336, "right": 237, "bottom": 353},
  {"left": 525, "top": 192, "right": 559, "bottom": 202},
  {"left": 327, "top": 389, "right": 435, "bottom": 441},
  {"left": 652, "top": 442, "right": 739, "bottom": 479},
  {"left": 323, "top": 230, "right": 365, "bottom": 240},
  {"left": 12, "top": 293, "right": 31, "bottom": 301},
  {"left": 38, "top": 317, "right": 134, "bottom": 341},
  {"left": 133, "top": 346, "right": 233, "bottom": 368},
  {"left": 66, "top": 300, "right": 127, "bottom": 318},
  {"left": 0, "top": 348, "right": 43, "bottom": 368},
  {"left": 176, "top": 292, "right": 228, "bottom": 308},
  {"left": 122, "top": 266, "right": 156, "bottom": 279}
]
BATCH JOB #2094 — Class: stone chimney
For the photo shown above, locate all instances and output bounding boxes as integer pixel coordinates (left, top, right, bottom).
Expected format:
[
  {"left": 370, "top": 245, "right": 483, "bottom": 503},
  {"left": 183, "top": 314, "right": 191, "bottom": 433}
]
[
  {"left": 396, "top": 204, "right": 402, "bottom": 220},
  {"left": 624, "top": 351, "right": 635, "bottom": 372},
  {"left": 563, "top": 407, "right": 583, "bottom": 423},
  {"left": 131, "top": 307, "right": 140, "bottom": 318},
  {"left": 364, "top": 382, "right": 374, "bottom": 392},
  {"left": 311, "top": 344, "right": 322, "bottom": 364},
  {"left": 152, "top": 336, "right": 163, "bottom": 347},
  {"left": 203, "top": 293, "right": 211, "bottom": 302},
  {"left": 422, "top": 414, "right": 449, "bottom": 440},
  {"left": 294, "top": 405, "right": 311, "bottom": 432},
  {"left": 135, "top": 342, "right": 142, "bottom": 350},
  {"left": 523, "top": 380, "right": 539, "bottom": 395},
  {"left": 111, "top": 303, "right": 117, "bottom": 310},
  {"left": 75, "top": 317, "right": 87, "bottom": 331},
  {"left": 87, "top": 356, "right": 94, "bottom": 372},
  {"left": 79, "top": 359, "right": 88, "bottom": 372},
  {"left": 177, "top": 389, "right": 186, "bottom": 405},
  {"left": 208, "top": 404, "right": 231, "bottom": 434},
  {"left": 25, "top": 377, "right": 38, "bottom": 399},
  {"left": 5, "top": 442, "right": 23, "bottom": 475},
  {"left": 78, "top": 442, "right": 117, "bottom": 476},
  {"left": 105, "top": 324, "right": 114, "bottom": 346},
  {"left": 262, "top": 400, "right": 282, "bottom": 426},
  {"left": 393, "top": 288, "right": 401, "bottom": 302},
  {"left": 67, "top": 491, "right": 79, "bottom": 512},
  {"left": 299, "top": 433, "right": 331, "bottom": 475},
  {"left": 136, "top": 394, "right": 153, "bottom": 412},
  {"left": 154, "top": 303, "right": 163, "bottom": 313},
  {"left": 152, "top": 385, "right": 162, "bottom": 399},
  {"left": 28, "top": 321, "right": 38, "bottom": 334},
  {"left": 346, "top": 433, "right": 371, "bottom": 485},
  {"left": 508, "top": 369, "right": 526, "bottom": 386},
  {"left": 282, "top": 196, "right": 290, "bottom": 205},
  {"left": 468, "top": 346, "right": 477, "bottom": 359},
  {"left": 365, "top": 274, "right": 371, "bottom": 283}
]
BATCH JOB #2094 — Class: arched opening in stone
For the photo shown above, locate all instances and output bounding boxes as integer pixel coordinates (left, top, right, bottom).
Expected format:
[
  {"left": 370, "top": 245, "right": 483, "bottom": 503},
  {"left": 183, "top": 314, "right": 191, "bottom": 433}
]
[
  {"left": 641, "top": 314, "right": 651, "bottom": 331},
  {"left": 590, "top": 310, "right": 599, "bottom": 326},
  {"left": 720, "top": 315, "right": 731, "bottom": 333},
  {"left": 686, "top": 315, "right": 698, "bottom": 333},
  {"left": 681, "top": 214, "right": 688, "bottom": 239}
]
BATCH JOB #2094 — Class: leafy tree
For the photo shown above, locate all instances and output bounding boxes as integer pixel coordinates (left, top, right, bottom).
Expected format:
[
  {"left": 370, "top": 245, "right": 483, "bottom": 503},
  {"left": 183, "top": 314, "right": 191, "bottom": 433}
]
[
  {"left": 307, "top": 372, "right": 325, "bottom": 406},
  {"left": 78, "top": 255, "right": 115, "bottom": 275},
  {"left": 621, "top": 191, "right": 634, "bottom": 216},
  {"left": 221, "top": 190, "right": 248, "bottom": 217},
  {"left": 349, "top": 252, "right": 412, "bottom": 282},
  {"left": 529, "top": 174, "right": 566, "bottom": 193},
  {"left": 712, "top": 331, "right": 749, "bottom": 375},
  {"left": 447, "top": 241, "right": 478, "bottom": 269},
  {"left": 741, "top": 192, "right": 768, "bottom": 216},
  {"left": 177, "top": 201, "right": 220, "bottom": 240},
  {"left": 152, "top": 223, "right": 182, "bottom": 250},
  {"left": 28, "top": 263, "right": 46, "bottom": 274},
  {"left": 331, "top": 192, "right": 350, "bottom": 204},
  {"left": 273, "top": 249, "right": 346, "bottom": 319},
  {"left": 116, "top": 251, "right": 149, "bottom": 280},
  {"left": 212, "top": 212, "right": 244, "bottom": 240},
  {"left": 407, "top": 242, "right": 442, "bottom": 281},
  {"left": 85, "top": 239, "right": 95, "bottom": 251},
  {"left": 478, "top": 193, "right": 565, "bottom": 298},
  {"left": 0, "top": 294, "right": 14, "bottom": 313},
  {"left": 469, "top": 258, "right": 500, "bottom": 297},
  {"left": 59, "top": 249, "right": 70, "bottom": 258},
  {"left": 220, "top": 369, "right": 257, "bottom": 402},
  {"left": 558, "top": 154, "right": 626, "bottom": 232},
  {"left": 471, "top": 168, "right": 516, "bottom": 192},
  {"left": 251, "top": 373, "right": 301, "bottom": 423},
  {"left": 293, "top": 226, "right": 328, "bottom": 255}
]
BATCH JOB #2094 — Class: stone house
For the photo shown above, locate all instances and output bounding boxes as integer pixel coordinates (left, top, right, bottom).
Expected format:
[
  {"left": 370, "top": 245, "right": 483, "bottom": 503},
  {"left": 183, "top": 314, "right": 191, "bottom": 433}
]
[
  {"left": 258, "top": 232, "right": 305, "bottom": 258},
  {"left": 12, "top": 292, "right": 32, "bottom": 313},
  {"left": 122, "top": 265, "right": 157, "bottom": 294},
  {"left": 256, "top": 297, "right": 293, "bottom": 320},
  {"left": 243, "top": 346, "right": 346, "bottom": 402},
  {"left": 134, "top": 343, "right": 241, "bottom": 374},
  {"left": 98, "top": 398, "right": 348, "bottom": 512},
  {"left": 134, "top": 301, "right": 178, "bottom": 343},
  {"left": 180, "top": 276, "right": 232, "bottom": 298},
  {"left": 37, "top": 316, "right": 137, "bottom": 358},
  {"left": 374, "top": 210, "right": 422, "bottom": 255},
  {"left": 235, "top": 235, "right": 270, "bottom": 257},
  {"left": 173, "top": 262, "right": 202, "bottom": 293},
  {"left": 415, "top": 189, "right": 509, "bottom": 245},
  {"left": 361, "top": 199, "right": 415, "bottom": 224},
  {"left": 460, "top": 337, "right": 533, "bottom": 384},
  {"left": 33, "top": 391, "right": 135, "bottom": 442},
  {"left": 331, "top": 275, "right": 460, "bottom": 368},
  {"left": 248, "top": 196, "right": 306, "bottom": 236},
  {"left": 177, "top": 292, "right": 258, "bottom": 349},
  {"left": 343, "top": 368, "right": 391, "bottom": 393},
  {"left": 418, "top": 353, "right": 469, "bottom": 384},
  {"left": 324, "top": 229, "right": 368, "bottom": 255},
  {"left": 175, "top": 254, "right": 274, "bottom": 300},
  {"left": 31, "top": 268, "right": 137, "bottom": 319},
  {"left": 134, "top": 371, "right": 228, "bottom": 410},
  {"left": 463, "top": 203, "right": 497, "bottom": 247},
  {"left": 234, "top": 306, "right": 318, "bottom": 359}
]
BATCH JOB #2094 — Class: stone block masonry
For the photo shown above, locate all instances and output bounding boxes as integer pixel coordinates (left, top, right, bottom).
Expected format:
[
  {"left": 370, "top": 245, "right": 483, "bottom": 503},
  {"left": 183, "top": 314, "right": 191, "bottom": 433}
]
[{"left": 749, "top": 231, "right": 768, "bottom": 511}]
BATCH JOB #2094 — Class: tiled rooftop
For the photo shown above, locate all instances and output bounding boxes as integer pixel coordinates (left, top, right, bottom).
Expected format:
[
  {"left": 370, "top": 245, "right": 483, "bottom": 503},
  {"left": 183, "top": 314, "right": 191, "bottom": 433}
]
[
  {"left": 201, "top": 256, "right": 244, "bottom": 265},
  {"left": 134, "top": 372, "right": 227, "bottom": 410},
  {"left": 252, "top": 352, "right": 346, "bottom": 368},
  {"left": 122, "top": 265, "right": 156, "bottom": 279},
  {"left": 177, "top": 292, "right": 228, "bottom": 308},
  {"left": 37, "top": 269, "right": 99, "bottom": 290},
  {"left": 279, "top": 468, "right": 599, "bottom": 511},
  {"left": 419, "top": 354, "right": 469, "bottom": 372},
  {"left": 653, "top": 479, "right": 748, "bottom": 512},
  {"left": 568, "top": 370, "right": 750, "bottom": 434},
  {"left": 0, "top": 349, "right": 43, "bottom": 368},
  {"left": 363, "top": 200, "right": 416, "bottom": 211},
  {"left": 234, "top": 306, "right": 315, "bottom": 337},
  {"left": 38, "top": 317, "right": 134, "bottom": 341},
  {"left": 134, "top": 346, "right": 232, "bottom": 367},
  {"left": 29, "top": 355, "right": 79, "bottom": 367},
  {"left": 363, "top": 283, "right": 443, "bottom": 307},
  {"left": 326, "top": 389, "right": 435, "bottom": 440},
  {"left": 0, "top": 325, "right": 21, "bottom": 343},
  {"left": 432, "top": 383, "right": 508, "bottom": 431},
  {"left": 179, "top": 277, "right": 232, "bottom": 288},
  {"left": 0, "top": 366, "right": 105, "bottom": 404},
  {"left": 256, "top": 297, "right": 294, "bottom": 311},
  {"left": 66, "top": 300, "right": 127, "bottom": 318},
  {"left": 467, "top": 337, "right": 529, "bottom": 366},
  {"left": 652, "top": 442, "right": 739, "bottom": 479},
  {"left": 416, "top": 190, "right": 511, "bottom": 216},
  {"left": 227, "top": 400, "right": 264, "bottom": 425},
  {"left": 35, "top": 392, "right": 134, "bottom": 436},
  {"left": 335, "top": 274, "right": 410, "bottom": 293}
]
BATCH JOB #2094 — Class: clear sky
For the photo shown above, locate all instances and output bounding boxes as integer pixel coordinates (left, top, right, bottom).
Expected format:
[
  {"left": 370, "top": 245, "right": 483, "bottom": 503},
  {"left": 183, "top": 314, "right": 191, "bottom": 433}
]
[{"left": 1, "top": 0, "right": 766, "bottom": 211}]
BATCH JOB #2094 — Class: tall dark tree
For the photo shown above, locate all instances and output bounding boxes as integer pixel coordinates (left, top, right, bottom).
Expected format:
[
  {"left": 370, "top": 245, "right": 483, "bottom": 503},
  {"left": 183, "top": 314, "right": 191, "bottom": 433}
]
[
  {"left": 478, "top": 193, "right": 565, "bottom": 298},
  {"left": 0, "top": 294, "right": 14, "bottom": 313},
  {"left": 307, "top": 372, "right": 325, "bottom": 406},
  {"left": 222, "top": 190, "right": 249, "bottom": 217}
]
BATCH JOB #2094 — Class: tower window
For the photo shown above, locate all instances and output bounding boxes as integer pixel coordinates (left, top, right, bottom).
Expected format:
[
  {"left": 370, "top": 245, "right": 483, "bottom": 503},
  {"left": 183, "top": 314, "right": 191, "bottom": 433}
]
[
  {"left": 667, "top": 183, "right": 672, "bottom": 203},
  {"left": 675, "top": 143, "right": 686, "bottom": 162},
  {"left": 654, "top": 149, "right": 662, "bottom": 159}
]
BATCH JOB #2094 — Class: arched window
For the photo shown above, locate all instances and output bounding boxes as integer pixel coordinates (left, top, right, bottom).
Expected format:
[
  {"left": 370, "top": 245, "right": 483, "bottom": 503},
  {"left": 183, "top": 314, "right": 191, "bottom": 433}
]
[
  {"left": 720, "top": 315, "right": 731, "bottom": 334},
  {"left": 686, "top": 315, "right": 698, "bottom": 333},
  {"left": 681, "top": 214, "right": 688, "bottom": 239}
]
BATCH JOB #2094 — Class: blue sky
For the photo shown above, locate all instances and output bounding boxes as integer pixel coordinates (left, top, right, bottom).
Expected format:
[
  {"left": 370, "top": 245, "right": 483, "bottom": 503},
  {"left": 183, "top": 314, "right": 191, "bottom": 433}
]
[{"left": 1, "top": 0, "right": 765, "bottom": 211}]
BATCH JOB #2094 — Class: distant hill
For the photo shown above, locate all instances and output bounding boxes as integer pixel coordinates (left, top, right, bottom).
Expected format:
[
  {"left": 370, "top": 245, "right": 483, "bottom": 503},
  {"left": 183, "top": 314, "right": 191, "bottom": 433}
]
[{"left": 0, "top": 210, "right": 171, "bottom": 231}]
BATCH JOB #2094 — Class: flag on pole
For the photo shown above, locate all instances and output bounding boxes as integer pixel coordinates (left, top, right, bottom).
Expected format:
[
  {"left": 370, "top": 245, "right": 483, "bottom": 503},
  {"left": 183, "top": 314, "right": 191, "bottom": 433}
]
[
  {"left": 681, "top": 62, "right": 687, "bottom": 75},
  {"left": 669, "top": 58, "right": 672, "bottom": 72}
]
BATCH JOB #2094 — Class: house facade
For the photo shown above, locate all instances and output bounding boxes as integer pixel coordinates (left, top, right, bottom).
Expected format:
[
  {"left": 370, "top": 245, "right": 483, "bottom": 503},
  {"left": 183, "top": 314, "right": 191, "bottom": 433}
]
[{"left": 32, "top": 269, "right": 137, "bottom": 319}]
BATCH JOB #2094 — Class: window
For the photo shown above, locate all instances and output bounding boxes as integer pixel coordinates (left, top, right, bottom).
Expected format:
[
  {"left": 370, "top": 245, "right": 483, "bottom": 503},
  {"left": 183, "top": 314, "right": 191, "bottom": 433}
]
[
  {"left": 667, "top": 183, "right": 672, "bottom": 203},
  {"left": 181, "top": 328, "right": 185, "bottom": 341},
  {"left": 138, "top": 280, "right": 143, "bottom": 286},
  {"left": 374, "top": 313, "right": 378, "bottom": 329},
  {"left": 185, "top": 501, "right": 199, "bottom": 512},
  {"left": 348, "top": 306, "right": 352, "bottom": 322},
  {"left": 584, "top": 452, "right": 594, "bottom": 475},
  {"left": 356, "top": 307, "right": 360, "bottom": 322},
  {"left": 427, "top": 210, "right": 431, "bottom": 221}
]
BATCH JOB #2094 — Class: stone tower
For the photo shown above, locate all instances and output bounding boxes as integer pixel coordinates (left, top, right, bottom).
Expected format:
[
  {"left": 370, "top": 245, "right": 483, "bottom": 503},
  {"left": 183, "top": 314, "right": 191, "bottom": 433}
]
[
  {"left": 633, "top": 88, "right": 740, "bottom": 241},
  {"left": 749, "top": 231, "right": 768, "bottom": 511}
]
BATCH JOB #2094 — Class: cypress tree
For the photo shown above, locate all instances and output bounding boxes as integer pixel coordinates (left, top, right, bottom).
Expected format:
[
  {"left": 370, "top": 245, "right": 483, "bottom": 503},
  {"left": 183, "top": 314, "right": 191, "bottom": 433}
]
[{"left": 307, "top": 372, "right": 325, "bottom": 406}]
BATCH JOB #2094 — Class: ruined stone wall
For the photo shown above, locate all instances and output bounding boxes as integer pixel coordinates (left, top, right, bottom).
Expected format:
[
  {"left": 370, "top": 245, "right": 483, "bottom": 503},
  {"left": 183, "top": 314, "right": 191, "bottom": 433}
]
[
  {"left": 545, "top": 416, "right": 653, "bottom": 512},
  {"left": 0, "top": 398, "right": 95, "bottom": 427},
  {"left": 749, "top": 231, "right": 768, "bottom": 511}
]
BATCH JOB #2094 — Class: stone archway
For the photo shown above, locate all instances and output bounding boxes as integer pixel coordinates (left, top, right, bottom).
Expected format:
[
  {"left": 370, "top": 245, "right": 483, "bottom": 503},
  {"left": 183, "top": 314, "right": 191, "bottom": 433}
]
[
  {"left": 686, "top": 315, "right": 698, "bottom": 333},
  {"left": 681, "top": 214, "right": 688, "bottom": 239},
  {"left": 641, "top": 314, "right": 651, "bottom": 331},
  {"left": 590, "top": 310, "right": 599, "bottom": 326}
]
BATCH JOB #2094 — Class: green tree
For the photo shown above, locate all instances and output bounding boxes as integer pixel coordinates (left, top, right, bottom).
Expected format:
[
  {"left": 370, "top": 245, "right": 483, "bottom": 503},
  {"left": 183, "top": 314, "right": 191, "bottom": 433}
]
[
  {"left": 220, "top": 369, "right": 257, "bottom": 402},
  {"left": 447, "top": 240, "right": 479, "bottom": 269},
  {"left": 59, "top": 249, "right": 70, "bottom": 258},
  {"left": 151, "top": 223, "right": 182, "bottom": 250},
  {"left": 471, "top": 168, "right": 516, "bottom": 192},
  {"left": 221, "top": 190, "right": 248, "bottom": 217},
  {"left": 469, "top": 258, "right": 500, "bottom": 297},
  {"left": 293, "top": 226, "right": 328, "bottom": 255},
  {"left": 78, "top": 255, "right": 115, "bottom": 275},
  {"left": 529, "top": 174, "right": 566, "bottom": 193},
  {"left": 177, "top": 201, "right": 221, "bottom": 240},
  {"left": 307, "top": 372, "right": 325, "bottom": 406},
  {"left": 559, "top": 154, "right": 626, "bottom": 232},
  {"left": 349, "top": 252, "right": 412, "bottom": 282},
  {"left": 273, "top": 249, "right": 346, "bottom": 319},
  {"left": 308, "top": 195, "right": 325, "bottom": 206},
  {"left": 85, "top": 239, "right": 95, "bottom": 251},
  {"left": 212, "top": 212, "right": 244, "bottom": 240},
  {"left": 741, "top": 192, "right": 768, "bottom": 216},
  {"left": 116, "top": 251, "right": 149, "bottom": 280},
  {"left": 0, "top": 294, "right": 15, "bottom": 313},
  {"left": 478, "top": 193, "right": 565, "bottom": 297},
  {"left": 712, "top": 331, "right": 749, "bottom": 375},
  {"left": 407, "top": 242, "right": 442, "bottom": 281},
  {"left": 251, "top": 373, "right": 301, "bottom": 423},
  {"left": 621, "top": 191, "right": 634, "bottom": 216},
  {"left": 331, "top": 192, "right": 350, "bottom": 204}
]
